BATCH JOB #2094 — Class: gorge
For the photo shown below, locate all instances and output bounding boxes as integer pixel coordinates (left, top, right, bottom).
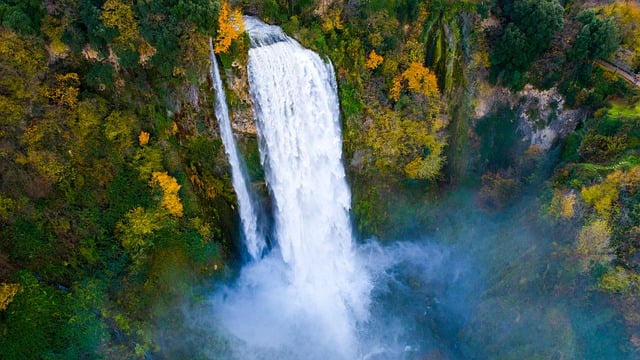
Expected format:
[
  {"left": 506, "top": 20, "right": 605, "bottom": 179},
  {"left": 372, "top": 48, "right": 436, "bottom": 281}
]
[
  {"left": 1, "top": 1, "right": 638, "bottom": 358},
  {"left": 201, "top": 17, "right": 631, "bottom": 360}
]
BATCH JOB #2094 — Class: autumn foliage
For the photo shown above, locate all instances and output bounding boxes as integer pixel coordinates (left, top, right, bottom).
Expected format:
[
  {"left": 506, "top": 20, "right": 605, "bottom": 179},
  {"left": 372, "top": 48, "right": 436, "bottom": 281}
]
[
  {"left": 214, "top": 1, "right": 244, "bottom": 53},
  {"left": 0, "top": 283, "right": 22, "bottom": 311},
  {"left": 45, "top": 73, "right": 80, "bottom": 109},
  {"left": 599, "top": 1, "right": 640, "bottom": 68},
  {"left": 548, "top": 190, "right": 576, "bottom": 219},
  {"left": 366, "top": 50, "right": 384, "bottom": 70},
  {"left": 138, "top": 131, "right": 150, "bottom": 146},
  {"left": 151, "top": 171, "right": 184, "bottom": 217},
  {"left": 581, "top": 165, "right": 640, "bottom": 218},
  {"left": 575, "top": 219, "right": 613, "bottom": 271},
  {"left": 390, "top": 62, "right": 439, "bottom": 101},
  {"left": 100, "top": 0, "right": 138, "bottom": 44}
]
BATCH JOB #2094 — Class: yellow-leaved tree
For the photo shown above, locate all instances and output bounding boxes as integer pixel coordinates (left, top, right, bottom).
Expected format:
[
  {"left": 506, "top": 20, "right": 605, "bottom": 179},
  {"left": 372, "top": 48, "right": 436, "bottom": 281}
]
[
  {"left": 581, "top": 166, "right": 640, "bottom": 219},
  {"left": 44, "top": 73, "right": 80, "bottom": 109},
  {"left": 116, "top": 206, "right": 163, "bottom": 265},
  {"left": 548, "top": 190, "right": 576, "bottom": 219},
  {"left": 390, "top": 62, "right": 439, "bottom": 101},
  {"left": 599, "top": 1, "right": 640, "bottom": 68},
  {"left": 364, "top": 104, "right": 446, "bottom": 180},
  {"left": 151, "top": 171, "right": 183, "bottom": 217},
  {"left": 214, "top": 1, "right": 244, "bottom": 53},
  {"left": 0, "top": 283, "right": 22, "bottom": 311},
  {"left": 575, "top": 219, "right": 613, "bottom": 272},
  {"left": 385, "top": 62, "right": 444, "bottom": 179},
  {"left": 100, "top": 0, "right": 138, "bottom": 45},
  {"left": 365, "top": 50, "right": 384, "bottom": 70},
  {"left": 100, "top": 0, "right": 156, "bottom": 64}
]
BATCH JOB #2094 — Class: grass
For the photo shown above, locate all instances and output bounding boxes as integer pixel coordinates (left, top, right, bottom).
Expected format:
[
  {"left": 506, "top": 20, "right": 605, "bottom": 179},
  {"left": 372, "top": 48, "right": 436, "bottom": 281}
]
[{"left": 608, "top": 100, "right": 640, "bottom": 119}]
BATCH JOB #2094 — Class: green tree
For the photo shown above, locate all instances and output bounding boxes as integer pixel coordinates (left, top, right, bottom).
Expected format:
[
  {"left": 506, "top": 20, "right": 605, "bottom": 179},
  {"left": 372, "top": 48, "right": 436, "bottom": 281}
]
[
  {"left": 172, "top": 0, "right": 219, "bottom": 34},
  {"left": 0, "top": 0, "right": 46, "bottom": 35},
  {"left": 0, "top": 272, "right": 67, "bottom": 357},
  {"left": 492, "top": 0, "right": 564, "bottom": 88},
  {"left": 569, "top": 9, "right": 619, "bottom": 61},
  {"left": 492, "top": 23, "right": 530, "bottom": 72},
  {"left": 510, "top": 0, "right": 564, "bottom": 55}
]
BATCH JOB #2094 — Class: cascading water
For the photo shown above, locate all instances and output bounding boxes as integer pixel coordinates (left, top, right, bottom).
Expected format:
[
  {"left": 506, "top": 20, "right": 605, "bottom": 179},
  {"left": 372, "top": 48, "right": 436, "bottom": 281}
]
[
  {"left": 209, "top": 39, "right": 265, "bottom": 260},
  {"left": 207, "top": 18, "right": 372, "bottom": 359},
  {"left": 247, "top": 15, "right": 372, "bottom": 348}
]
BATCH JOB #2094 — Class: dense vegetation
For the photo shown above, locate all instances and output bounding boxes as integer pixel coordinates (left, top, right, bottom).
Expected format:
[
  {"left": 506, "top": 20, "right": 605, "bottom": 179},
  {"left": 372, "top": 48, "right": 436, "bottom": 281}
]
[
  {"left": 0, "top": 0, "right": 240, "bottom": 356},
  {"left": 0, "top": 0, "right": 639, "bottom": 357}
]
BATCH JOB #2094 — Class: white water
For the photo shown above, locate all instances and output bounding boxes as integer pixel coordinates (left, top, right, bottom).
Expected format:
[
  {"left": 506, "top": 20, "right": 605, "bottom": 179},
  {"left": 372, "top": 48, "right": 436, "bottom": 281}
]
[
  {"left": 209, "top": 39, "right": 265, "bottom": 260},
  {"left": 246, "top": 18, "right": 371, "bottom": 317},
  {"left": 208, "top": 18, "right": 372, "bottom": 358}
]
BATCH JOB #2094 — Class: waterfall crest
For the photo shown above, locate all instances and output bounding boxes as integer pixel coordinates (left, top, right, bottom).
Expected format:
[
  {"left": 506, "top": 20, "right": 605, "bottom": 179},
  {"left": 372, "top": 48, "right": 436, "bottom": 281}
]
[{"left": 209, "top": 39, "right": 265, "bottom": 260}]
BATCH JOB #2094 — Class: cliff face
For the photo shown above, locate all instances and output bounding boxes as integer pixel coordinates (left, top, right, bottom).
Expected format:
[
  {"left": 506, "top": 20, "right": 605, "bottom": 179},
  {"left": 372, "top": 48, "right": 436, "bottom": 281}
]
[
  {"left": 472, "top": 83, "right": 585, "bottom": 152},
  {"left": 226, "top": 60, "right": 258, "bottom": 135},
  {"left": 515, "top": 85, "right": 585, "bottom": 151}
]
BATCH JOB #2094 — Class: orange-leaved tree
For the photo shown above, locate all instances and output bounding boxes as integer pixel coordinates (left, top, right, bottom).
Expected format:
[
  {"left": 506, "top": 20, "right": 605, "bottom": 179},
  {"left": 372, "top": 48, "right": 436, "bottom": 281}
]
[
  {"left": 138, "top": 131, "right": 150, "bottom": 146},
  {"left": 214, "top": 1, "right": 244, "bottom": 53},
  {"left": 365, "top": 50, "right": 384, "bottom": 70},
  {"left": 390, "top": 62, "right": 439, "bottom": 101}
]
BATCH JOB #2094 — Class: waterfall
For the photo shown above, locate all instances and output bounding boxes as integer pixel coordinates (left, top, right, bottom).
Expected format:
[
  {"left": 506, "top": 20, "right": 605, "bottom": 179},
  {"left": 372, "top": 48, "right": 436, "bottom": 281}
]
[
  {"left": 209, "top": 39, "right": 265, "bottom": 260},
  {"left": 244, "top": 17, "right": 371, "bottom": 355}
]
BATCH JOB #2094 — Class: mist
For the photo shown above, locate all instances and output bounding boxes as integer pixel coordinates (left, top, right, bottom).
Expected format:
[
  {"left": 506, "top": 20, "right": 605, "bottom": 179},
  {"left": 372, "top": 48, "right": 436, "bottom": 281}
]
[{"left": 154, "top": 189, "right": 628, "bottom": 360}]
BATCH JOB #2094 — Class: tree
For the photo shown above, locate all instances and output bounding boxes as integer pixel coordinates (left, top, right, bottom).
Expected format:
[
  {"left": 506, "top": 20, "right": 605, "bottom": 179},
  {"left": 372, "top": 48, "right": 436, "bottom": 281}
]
[
  {"left": 492, "top": 23, "right": 531, "bottom": 72},
  {"left": 172, "top": 0, "right": 218, "bottom": 34},
  {"left": 548, "top": 190, "right": 576, "bottom": 219},
  {"left": 600, "top": 1, "right": 640, "bottom": 69},
  {"left": 390, "top": 61, "right": 439, "bottom": 101},
  {"left": 151, "top": 171, "right": 183, "bottom": 217},
  {"left": 103, "top": 110, "right": 136, "bottom": 153},
  {"left": 364, "top": 104, "right": 446, "bottom": 180},
  {"left": 569, "top": 9, "right": 619, "bottom": 61},
  {"left": 138, "top": 131, "right": 150, "bottom": 146},
  {"left": 0, "top": 0, "right": 46, "bottom": 35},
  {"left": 100, "top": 0, "right": 138, "bottom": 44},
  {"left": 214, "top": 1, "right": 244, "bottom": 54},
  {"left": 575, "top": 219, "right": 613, "bottom": 271},
  {"left": 116, "top": 206, "right": 162, "bottom": 264},
  {"left": 510, "top": 0, "right": 564, "bottom": 55},
  {"left": 0, "top": 283, "right": 21, "bottom": 311},
  {"left": 365, "top": 50, "right": 384, "bottom": 70},
  {"left": 100, "top": 0, "right": 157, "bottom": 66},
  {"left": 44, "top": 73, "right": 80, "bottom": 109},
  {"left": 492, "top": 0, "right": 564, "bottom": 87}
]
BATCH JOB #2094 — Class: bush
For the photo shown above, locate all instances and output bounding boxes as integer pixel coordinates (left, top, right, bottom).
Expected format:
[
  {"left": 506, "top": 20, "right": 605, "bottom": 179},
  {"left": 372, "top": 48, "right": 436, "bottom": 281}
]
[
  {"left": 598, "top": 266, "right": 639, "bottom": 294},
  {"left": 575, "top": 219, "right": 613, "bottom": 272},
  {"left": 578, "top": 133, "right": 626, "bottom": 164}
]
